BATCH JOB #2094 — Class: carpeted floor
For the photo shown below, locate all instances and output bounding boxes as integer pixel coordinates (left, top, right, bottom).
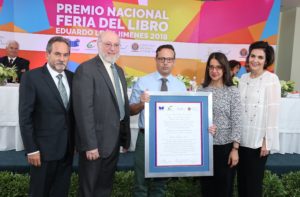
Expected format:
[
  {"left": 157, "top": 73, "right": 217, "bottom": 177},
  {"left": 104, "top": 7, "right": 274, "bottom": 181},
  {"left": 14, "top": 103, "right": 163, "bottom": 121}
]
[{"left": 0, "top": 150, "right": 299, "bottom": 175}]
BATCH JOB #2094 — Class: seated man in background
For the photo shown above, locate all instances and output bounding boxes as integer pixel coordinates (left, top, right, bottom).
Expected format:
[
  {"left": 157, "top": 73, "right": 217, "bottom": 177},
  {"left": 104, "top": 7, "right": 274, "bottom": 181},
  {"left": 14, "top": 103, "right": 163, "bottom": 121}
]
[{"left": 0, "top": 40, "right": 30, "bottom": 82}]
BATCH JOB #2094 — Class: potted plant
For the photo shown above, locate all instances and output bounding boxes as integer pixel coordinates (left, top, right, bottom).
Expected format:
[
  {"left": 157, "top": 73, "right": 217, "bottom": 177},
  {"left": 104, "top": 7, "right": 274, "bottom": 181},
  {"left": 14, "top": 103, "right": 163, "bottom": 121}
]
[
  {"left": 125, "top": 75, "right": 138, "bottom": 88},
  {"left": 280, "top": 80, "right": 295, "bottom": 97},
  {"left": 0, "top": 63, "right": 17, "bottom": 86},
  {"left": 232, "top": 76, "right": 239, "bottom": 86},
  {"left": 176, "top": 74, "right": 192, "bottom": 90}
]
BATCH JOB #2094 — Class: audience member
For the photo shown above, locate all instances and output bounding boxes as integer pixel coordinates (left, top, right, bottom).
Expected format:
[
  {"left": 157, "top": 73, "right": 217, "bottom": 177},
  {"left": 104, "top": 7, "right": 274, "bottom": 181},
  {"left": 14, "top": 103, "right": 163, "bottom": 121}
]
[{"left": 0, "top": 40, "right": 29, "bottom": 82}]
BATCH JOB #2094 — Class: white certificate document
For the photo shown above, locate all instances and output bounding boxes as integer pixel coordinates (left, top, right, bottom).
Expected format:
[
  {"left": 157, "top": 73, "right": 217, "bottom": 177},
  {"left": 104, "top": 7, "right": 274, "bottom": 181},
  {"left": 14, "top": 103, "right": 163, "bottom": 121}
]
[{"left": 156, "top": 102, "right": 202, "bottom": 166}]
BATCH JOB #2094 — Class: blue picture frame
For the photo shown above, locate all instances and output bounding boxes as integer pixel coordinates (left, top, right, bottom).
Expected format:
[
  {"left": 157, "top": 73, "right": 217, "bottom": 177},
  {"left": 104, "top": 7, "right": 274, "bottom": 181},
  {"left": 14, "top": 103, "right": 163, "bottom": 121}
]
[{"left": 144, "top": 91, "right": 213, "bottom": 178}]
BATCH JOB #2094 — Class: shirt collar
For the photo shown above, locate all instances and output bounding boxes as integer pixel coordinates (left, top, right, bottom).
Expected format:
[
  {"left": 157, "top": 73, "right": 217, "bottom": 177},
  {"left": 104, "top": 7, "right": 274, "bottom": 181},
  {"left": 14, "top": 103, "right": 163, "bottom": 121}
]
[
  {"left": 99, "top": 54, "right": 114, "bottom": 69},
  {"left": 154, "top": 71, "right": 172, "bottom": 81},
  {"left": 46, "top": 63, "right": 66, "bottom": 79},
  {"left": 8, "top": 57, "right": 17, "bottom": 62}
]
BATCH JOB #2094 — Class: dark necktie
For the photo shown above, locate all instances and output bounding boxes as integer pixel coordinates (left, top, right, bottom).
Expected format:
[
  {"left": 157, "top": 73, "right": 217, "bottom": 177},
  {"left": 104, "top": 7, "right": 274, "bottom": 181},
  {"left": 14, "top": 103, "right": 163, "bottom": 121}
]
[
  {"left": 111, "top": 64, "right": 125, "bottom": 120},
  {"left": 56, "top": 74, "right": 68, "bottom": 108},
  {"left": 160, "top": 78, "right": 168, "bottom": 91},
  {"left": 8, "top": 58, "right": 14, "bottom": 67}
]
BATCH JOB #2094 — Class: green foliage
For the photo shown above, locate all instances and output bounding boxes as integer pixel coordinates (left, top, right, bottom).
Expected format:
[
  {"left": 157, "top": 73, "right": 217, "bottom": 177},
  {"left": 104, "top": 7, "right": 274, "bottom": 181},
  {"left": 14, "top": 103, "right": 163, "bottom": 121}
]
[
  {"left": 0, "top": 64, "right": 17, "bottom": 83},
  {"left": 176, "top": 74, "right": 191, "bottom": 88},
  {"left": 280, "top": 80, "right": 295, "bottom": 93},
  {"left": 112, "top": 171, "right": 134, "bottom": 197},
  {"left": 281, "top": 171, "right": 300, "bottom": 197},
  {"left": 125, "top": 75, "right": 138, "bottom": 88},
  {"left": 68, "top": 173, "right": 78, "bottom": 197},
  {"left": 263, "top": 170, "right": 286, "bottom": 197},
  {"left": 0, "top": 171, "right": 29, "bottom": 197},
  {"left": 280, "top": 80, "right": 296, "bottom": 97},
  {"left": 166, "top": 177, "right": 201, "bottom": 197},
  {"left": 1, "top": 170, "right": 300, "bottom": 197}
]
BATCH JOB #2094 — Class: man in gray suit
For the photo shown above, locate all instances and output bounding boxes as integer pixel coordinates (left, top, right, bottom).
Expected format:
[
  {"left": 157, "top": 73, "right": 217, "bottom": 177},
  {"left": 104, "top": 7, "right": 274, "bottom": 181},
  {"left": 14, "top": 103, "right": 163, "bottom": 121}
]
[{"left": 73, "top": 30, "right": 131, "bottom": 197}]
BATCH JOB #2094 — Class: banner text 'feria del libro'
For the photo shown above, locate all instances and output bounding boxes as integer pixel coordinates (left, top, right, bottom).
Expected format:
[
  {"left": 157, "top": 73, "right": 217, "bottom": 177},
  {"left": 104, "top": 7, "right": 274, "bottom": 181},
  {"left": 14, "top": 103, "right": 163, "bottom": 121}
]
[{"left": 0, "top": 0, "right": 280, "bottom": 82}]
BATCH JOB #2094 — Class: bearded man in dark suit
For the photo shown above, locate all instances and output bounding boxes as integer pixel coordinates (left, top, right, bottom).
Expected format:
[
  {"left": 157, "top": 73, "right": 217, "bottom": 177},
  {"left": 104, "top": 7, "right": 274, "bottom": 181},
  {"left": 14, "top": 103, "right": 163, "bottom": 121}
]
[
  {"left": 0, "top": 40, "right": 29, "bottom": 82},
  {"left": 19, "top": 36, "right": 74, "bottom": 197},
  {"left": 73, "top": 30, "right": 131, "bottom": 197}
]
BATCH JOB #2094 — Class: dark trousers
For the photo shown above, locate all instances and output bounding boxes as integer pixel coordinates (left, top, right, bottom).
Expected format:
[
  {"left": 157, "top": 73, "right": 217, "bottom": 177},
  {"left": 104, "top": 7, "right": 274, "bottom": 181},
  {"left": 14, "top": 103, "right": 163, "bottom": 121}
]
[
  {"left": 133, "top": 132, "right": 168, "bottom": 197},
  {"left": 201, "top": 143, "right": 236, "bottom": 197},
  {"left": 237, "top": 146, "right": 268, "bottom": 197},
  {"left": 78, "top": 143, "right": 120, "bottom": 197},
  {"left": 29, "top": 153, "right": 73, "bottom": 197}
]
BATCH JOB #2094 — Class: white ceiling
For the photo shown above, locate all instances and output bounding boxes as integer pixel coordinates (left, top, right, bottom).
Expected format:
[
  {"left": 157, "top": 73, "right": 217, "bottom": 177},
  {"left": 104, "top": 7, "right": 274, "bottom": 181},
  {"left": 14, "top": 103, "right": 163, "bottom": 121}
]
[{"left": 281, "top": 0, "right": 300, "bottom": 11}]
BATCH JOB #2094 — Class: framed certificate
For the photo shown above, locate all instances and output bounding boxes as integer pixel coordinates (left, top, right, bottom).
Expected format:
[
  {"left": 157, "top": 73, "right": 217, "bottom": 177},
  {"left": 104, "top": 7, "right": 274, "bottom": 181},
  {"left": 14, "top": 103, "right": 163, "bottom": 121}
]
[{"left": 144, "top": 91, "right": 213, "bottom": 178}]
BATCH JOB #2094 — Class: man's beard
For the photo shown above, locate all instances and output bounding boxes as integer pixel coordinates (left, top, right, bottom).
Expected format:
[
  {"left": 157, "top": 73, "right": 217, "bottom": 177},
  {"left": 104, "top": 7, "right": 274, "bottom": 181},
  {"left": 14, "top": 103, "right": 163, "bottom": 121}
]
[
  {"left": 99, "top": 49, "right": 120, "bottom": 63},
  {"left": 51, "top": 62, "right": 67, "bottom": 72}
]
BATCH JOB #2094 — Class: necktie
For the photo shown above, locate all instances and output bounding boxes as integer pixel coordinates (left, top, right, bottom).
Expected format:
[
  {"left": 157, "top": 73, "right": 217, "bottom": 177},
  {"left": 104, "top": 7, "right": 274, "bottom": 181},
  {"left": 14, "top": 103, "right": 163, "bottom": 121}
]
[
  {"left": 56, "top": 74, "right": 68, "bottom": 108},
  {"left": 8, "top": 58, "right": 14, "bottom": 67},
  {"left": 160, "top": 78, "right": 168, "bottom": 91},
  {"left": 111, "top": 64, "right": 125, "bottom": 120}
]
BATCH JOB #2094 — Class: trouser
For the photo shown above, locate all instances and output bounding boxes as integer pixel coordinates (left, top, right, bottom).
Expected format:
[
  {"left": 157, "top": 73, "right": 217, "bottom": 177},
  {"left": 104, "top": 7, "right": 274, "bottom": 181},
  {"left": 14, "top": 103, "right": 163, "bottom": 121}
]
[
  {"left": 29, "top": 152, "right": 73, "bottom": 197},
  {"left": 237, "top": 146, "right": 268, "bottom": 197},
  {"left": 201, "top": 143, "right": 236, "bottom": 197},
  {"left": 78, "top": 142, "right": 120, "bottom": 197},
  {"left": 133, "top": 131, "right": 168, "bottom": 197}
]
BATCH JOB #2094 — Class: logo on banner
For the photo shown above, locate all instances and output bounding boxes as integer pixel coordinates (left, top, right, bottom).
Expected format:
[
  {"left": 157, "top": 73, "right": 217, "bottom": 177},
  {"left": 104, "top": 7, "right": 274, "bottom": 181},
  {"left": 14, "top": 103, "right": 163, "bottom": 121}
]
[
  {"left": 69, "top": 39, "right": 80, "bottom": 47},
  {"left": 130, "top": 42, "right": 156, "bottom": 54},
  {"left": 87, "top": 40, "right": 97, "bottom": 49},
  {"left": 240, "top": 48, "right": 248, "bottom": 57},
  {"left": 131, "top": 43, "right": 139, "bottom": 51}
]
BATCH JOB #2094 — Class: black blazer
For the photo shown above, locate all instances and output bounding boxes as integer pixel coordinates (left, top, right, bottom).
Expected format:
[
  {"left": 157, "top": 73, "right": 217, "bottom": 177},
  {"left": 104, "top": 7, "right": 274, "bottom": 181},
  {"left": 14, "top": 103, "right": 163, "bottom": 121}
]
[
  {"left": 19, "top": 65, "right": 74, "bottom": 161},
  {"left": 73, "top": 56, "right": 131, "bottom": 158},
  {"left": 0, "top": 56, "right": 30, "bottom": 82}
]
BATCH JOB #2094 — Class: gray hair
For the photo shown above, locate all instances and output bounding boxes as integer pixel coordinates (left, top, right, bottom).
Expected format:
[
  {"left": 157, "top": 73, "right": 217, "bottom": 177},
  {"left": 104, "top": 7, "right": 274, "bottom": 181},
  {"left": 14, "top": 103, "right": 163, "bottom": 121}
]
[
  {"left": 46, "top": 36, "right": 70, "bottom": 54},
  {"left": 97, "top": 30, "right": 119, "bottom": 44},
  {"left": 6, "top": 40, "right": 19, "bottom": 48}
]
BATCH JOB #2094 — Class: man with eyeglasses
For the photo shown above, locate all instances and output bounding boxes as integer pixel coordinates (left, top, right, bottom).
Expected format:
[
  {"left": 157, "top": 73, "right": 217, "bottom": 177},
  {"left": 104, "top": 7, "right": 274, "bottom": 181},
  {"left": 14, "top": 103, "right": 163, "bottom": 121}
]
[
  {"left": 130, "top": 44, "right": 186, "bottom": 197},
  {"left": 73, "top": 30, "right": 131, "bottom": 197}
]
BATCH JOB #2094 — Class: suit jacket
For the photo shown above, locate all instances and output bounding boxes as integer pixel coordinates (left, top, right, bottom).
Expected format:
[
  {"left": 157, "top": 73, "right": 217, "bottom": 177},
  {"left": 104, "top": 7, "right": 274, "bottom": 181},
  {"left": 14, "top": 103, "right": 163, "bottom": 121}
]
[
  {"left": 72, "top": 56, "right": 130, "bottom": 158},
  {"left": 19, "top": 65, "right": 74, "bottom": 161},
  {"left": 0, "top": 56, "right": 30, "bottom": 82}
]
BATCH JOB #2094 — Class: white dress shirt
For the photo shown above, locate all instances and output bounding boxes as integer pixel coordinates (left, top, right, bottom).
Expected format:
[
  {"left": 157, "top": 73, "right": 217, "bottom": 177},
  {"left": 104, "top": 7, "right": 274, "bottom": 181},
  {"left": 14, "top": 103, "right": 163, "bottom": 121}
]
[
  {"left": 47, "top": 64, "right": 70, "bottom": 100},
  {"left": 28, "top": 64, "right": 70, "bottom": 155},
  {"left": 99, "top": 55, "right": 125, "bottom": 102},
  {"left": 8, "top": 57, "right": 16, "bottom": 64}
]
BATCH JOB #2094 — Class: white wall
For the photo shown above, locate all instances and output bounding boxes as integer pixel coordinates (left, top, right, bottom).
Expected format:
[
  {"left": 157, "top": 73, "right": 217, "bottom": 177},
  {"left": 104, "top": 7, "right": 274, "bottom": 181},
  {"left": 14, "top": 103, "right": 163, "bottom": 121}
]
[
  {"left": 290, "top": 7, "right": 300, "bottom": 90},
  {"left": 276, "top": 7, "right": 300, "bottom": 90}
]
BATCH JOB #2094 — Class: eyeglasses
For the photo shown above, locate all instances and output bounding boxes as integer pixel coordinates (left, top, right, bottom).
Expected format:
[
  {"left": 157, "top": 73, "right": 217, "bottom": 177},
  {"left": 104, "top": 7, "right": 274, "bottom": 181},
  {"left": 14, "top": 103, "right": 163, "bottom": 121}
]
[
  {"left": 102, "top": 42, "right": 120, "bottom": 48},
  {"left": 157, "top": 57, "right": 175, "bottom": 63},
  {"left": 208, "top": 65, "right": 223, "bottom": 71}
]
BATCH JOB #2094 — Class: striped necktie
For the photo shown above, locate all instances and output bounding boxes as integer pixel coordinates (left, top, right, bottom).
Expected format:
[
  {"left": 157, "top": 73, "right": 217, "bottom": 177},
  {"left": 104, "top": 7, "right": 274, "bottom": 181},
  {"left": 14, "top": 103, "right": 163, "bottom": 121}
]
[
  {"left": 111, "top": 64, "right": 125, "bottom": 120},
  {"left": 56, "top": 74, "right": 68, "bottom": 108}
]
